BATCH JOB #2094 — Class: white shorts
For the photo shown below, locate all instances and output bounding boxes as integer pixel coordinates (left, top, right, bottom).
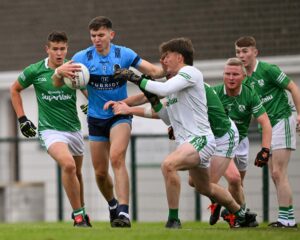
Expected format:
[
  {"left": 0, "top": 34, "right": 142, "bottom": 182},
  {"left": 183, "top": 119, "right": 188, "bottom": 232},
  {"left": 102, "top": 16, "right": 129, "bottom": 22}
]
[
  {"left": 271, "top": 115, "right": 296, "bottom": 151},
  {"left": 39, "top": 130, "right": 84, "bottom": 156},
  {"left": 187, "top": 134, "right": 216, "bottom": 168},
  {"left": 214, "top": 120, "right": 239, "bottom": 158},
  {"left": 234, "top": 137, "right": 249, "bottom": 172}
]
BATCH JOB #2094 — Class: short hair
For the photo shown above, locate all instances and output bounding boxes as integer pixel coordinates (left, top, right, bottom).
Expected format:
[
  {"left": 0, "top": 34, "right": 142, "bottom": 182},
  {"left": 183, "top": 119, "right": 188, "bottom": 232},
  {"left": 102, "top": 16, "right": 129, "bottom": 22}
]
[
  {"left": 235, "top": 36, "right": 256, "bottom": 48},
  {"left": 225, "top": 58, "right": 247, "bottom": 75},
  {"left": 88, "top": 16, "right": 112, "bottom": 31},
  {"left": 47, "top": 31, "right": 68, "bottom": 46},
  {"left": 159, "top": 37, "right": 194, "bottom": 66}
]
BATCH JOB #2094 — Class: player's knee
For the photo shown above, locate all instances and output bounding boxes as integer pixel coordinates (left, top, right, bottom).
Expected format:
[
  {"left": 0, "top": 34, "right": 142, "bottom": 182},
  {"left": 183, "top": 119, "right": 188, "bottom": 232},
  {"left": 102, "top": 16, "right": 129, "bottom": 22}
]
[
  {"left": 197, "top": 184, "right": 211, "bottom": 197},
  {"left": 110, "top": 156, "right": 125, "bottom": 169},
  {"left": 62, "top": 162, "right": 76, "bottom": 175},
  {"left": 161, "top": 160, "right": 175, "bottom": 176},
  {"left": 95, "top": 170, "right": 109, "bottom": 182},
  {"left": 227, "top": 175, "right": 242, "bottom": 186},
  {"left": 270, "top": 169, "right": 282, "bottom": 183}
]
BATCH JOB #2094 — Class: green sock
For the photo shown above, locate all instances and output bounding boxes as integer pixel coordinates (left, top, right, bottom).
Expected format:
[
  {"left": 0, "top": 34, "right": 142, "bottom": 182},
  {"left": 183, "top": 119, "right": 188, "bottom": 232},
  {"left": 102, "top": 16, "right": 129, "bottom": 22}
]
[
  {"left": 288, "top": 205, "right": 296, "bottom": 225},
  {"left": 278, "top": 206, "right": 289, "bottom": 223},
  {"left": 241, "top": 203, "right": 246, "bottom": 211},
  {"left": 73, "top": 207, "right": 85, "bottom": 217},
  {"left": 168, "top": 209, "right": 179, "bottom": 220},
  {"left": 235, "top": 207, "right": 246, "bottom": 219}
]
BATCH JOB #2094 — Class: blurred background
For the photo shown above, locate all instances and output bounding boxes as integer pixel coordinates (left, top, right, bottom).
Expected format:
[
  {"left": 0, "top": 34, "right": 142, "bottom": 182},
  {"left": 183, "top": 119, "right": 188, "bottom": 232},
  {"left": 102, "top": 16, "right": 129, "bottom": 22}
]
[{"left": 0, "top": 0, "right": 299, "bottom": 224}]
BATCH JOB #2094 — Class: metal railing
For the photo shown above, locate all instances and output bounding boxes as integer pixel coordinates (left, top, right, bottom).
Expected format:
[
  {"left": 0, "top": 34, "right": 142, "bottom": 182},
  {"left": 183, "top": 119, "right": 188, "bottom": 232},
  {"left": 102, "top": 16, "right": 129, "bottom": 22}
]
[{"left": 0, "top": 134, "right": 270, "bottom": 222}]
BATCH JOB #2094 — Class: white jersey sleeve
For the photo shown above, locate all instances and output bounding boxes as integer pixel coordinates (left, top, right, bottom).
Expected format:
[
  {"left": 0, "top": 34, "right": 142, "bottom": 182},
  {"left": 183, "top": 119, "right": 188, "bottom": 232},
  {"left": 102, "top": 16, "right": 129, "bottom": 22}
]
[
  {"left": 144, "top": 71, "right": 195, "bottom": 97},
  {"left": 151, "top": 66, "right": 213, "bottom": 144}
]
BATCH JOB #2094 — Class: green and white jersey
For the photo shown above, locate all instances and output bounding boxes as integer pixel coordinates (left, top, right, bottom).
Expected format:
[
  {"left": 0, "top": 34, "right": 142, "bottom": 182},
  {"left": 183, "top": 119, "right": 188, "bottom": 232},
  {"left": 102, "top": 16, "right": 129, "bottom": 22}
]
[
  {"left": 244, "top": 60, "right": 291, "bottom": 126},
  {"left": 18, "top": 58, "right": 81, "bottom": 132},
  {"left": 213, "top": 83, "right": 265, "bottom": 142},
  {"left": 143, "top": 65, "right": 213, "bottom": 145},
  {"left": 205, "top": 83, "right": 231, "bottom": 138}
]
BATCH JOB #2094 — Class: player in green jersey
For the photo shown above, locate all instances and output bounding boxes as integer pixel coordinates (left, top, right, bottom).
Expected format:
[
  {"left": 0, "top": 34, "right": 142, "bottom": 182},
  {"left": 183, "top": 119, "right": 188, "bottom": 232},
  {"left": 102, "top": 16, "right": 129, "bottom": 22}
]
[
  {"left": 213, "top": 58, "right": 272, "bottom": 225},
  {"left": 235, "top": 36, "right": 300, "bottom": 228},
  {"left": 10, "top": 31, "right": 91, "bottom": 227}
]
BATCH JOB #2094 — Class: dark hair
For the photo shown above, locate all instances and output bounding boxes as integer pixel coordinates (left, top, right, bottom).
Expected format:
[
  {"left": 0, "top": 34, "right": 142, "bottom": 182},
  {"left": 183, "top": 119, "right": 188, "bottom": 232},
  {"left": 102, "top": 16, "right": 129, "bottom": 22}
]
[
  {"left": 47, "top": 31, "right": 68, "bottom": 46},
  {"left": 159, "top": 37, "right": 194, "bottom": 65},
  {"left": 235, "top": 36, "right": 256, "bottom": 48},
  {"left": 88, "top": 16, "right": 112, "bottom": 31}
]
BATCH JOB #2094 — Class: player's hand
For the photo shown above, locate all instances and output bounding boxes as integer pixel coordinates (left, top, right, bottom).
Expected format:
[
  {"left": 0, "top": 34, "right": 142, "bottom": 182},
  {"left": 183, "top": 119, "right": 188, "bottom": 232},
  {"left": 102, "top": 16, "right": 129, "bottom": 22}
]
[
  {"left": 113, "top": 68, "right": 142, "bottom": 86},
  {"left": 18, "top": 116, "right": 37, "bottom": 138},
  {"left": 56, "top": 60, "right": 82, "bottom": 79},
  {"left": 254, "top": 147, "right": 270, "bottom": 167},
  {"left": 112, "top": 101, "right": 131, "bottom": 115},
  {"left": 168, "top": 126, "right": 175, "bottom": 140},
  {"left": 80, "top": 104, "right": 88, "bottom": 114},
  {"left": 103, "top": 100, "right": 117, "bottom": 110}
]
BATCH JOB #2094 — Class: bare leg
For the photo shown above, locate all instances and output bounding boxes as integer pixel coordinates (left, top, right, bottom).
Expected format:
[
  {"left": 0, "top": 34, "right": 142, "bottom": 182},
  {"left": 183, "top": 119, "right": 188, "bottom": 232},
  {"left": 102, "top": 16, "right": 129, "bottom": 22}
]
[
  {"left": 74, "top": 155, "right": 84, "bottom": 206},
  {"left": 189, "top": 167, "right": 241, "bottom": 214},
  {"left": 90, "top": 141, "right": 115, "bottom": 201},
  {"left": 224, "top": 160, "right": 245, "bottom": 206},
  {"left": 269, "top": 149, "right": 293, "bottom": 206},
  {"left": 48, "top": 142, "right": 81, "bottom": 210},
  {"left": 109, "top": 123, "right": 131, "bottom": 205}
]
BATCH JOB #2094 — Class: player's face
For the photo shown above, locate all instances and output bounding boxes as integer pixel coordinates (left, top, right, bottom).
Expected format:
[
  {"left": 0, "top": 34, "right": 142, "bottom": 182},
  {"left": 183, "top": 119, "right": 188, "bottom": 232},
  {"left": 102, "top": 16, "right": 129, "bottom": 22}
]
[
  {"left": 90, "top": 27, "right": 115, "bottom": 55},
  {"left": 223, "top": 65, "right": 245, "bottom": 91},
  {"left": 46, "top": 41, "right": 68, "bottom": 68},
  {"left": 161, "top": 51, "right": 182, "bottom": 77},
  {"left": 235, "top": 46, "right": 257, "bottom": 69}
]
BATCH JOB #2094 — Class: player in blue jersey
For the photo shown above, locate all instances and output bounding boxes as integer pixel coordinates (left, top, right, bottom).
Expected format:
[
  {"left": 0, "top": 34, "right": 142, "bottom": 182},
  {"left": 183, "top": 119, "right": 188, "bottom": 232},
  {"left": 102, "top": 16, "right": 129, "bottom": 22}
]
[{"left": 54, "top": 16, "right": 165, "bottom": 227}]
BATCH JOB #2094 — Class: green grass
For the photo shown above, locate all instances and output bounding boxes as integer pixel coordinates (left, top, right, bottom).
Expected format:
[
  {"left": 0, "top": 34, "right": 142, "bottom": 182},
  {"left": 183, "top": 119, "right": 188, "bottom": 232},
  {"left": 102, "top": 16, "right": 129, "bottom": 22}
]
[{"left": 0, "top": 221, "right": 299, "bottom": 240}]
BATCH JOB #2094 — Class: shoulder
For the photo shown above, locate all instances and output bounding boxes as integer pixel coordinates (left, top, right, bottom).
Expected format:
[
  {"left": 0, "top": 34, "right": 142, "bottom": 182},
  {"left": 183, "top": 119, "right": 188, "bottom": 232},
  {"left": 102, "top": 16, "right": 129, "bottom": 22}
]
[
  {"left": 73, "top": 46, "right": 95, "bottom": 62},
  {"left": 212, "top": 83, "right": 224, "bottom": 93},
  {"left": 257, "top": 60, "right": 279, "bottom": 72},
  {"left": 179, "top": 65, "right": 202, "bottom": 77},
  {"left": 24, "top": 59, "right": 45, "bottom": 74},
  {"left": 241, "top": 83, "right": 260, "bottom": 99},
  {"left": 111, "top": 43, "right": 138, "bottom": 57}
]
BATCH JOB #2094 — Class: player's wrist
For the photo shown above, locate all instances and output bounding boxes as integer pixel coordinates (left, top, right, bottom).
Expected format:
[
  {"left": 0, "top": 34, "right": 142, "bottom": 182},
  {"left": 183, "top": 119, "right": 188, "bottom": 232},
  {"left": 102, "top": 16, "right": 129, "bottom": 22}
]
[
  {"left": 18, "top": 115, "right": 28, "bottom": 124},
  {"left": 261, "top": 147, "right": 270, "bottom": 152},
  {"left": 144, "top": 105, "right": 153, "bottom": 118},
  {"left": 140, "top": 78, "right": 148, "bottom": 90},
  {"left": 54, "top": 68, "right": 62, "bottom": 78}
]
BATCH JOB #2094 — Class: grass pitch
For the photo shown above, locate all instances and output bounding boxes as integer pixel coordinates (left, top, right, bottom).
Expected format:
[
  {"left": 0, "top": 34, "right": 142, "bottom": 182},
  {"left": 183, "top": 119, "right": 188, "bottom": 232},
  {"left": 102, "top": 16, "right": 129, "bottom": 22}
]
[{"left": 0, "top": 221, "right": 299, "bottom": 240}]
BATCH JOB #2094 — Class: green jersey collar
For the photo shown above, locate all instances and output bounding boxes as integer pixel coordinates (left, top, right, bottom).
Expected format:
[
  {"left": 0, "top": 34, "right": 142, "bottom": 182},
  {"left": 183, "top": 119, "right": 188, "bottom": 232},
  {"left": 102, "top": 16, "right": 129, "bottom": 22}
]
[
  {"left": 253, "top": 59, "right": 259, "bottom": 73},
  {"left": 223, "top": 84, "right": 242, "bottom": 96},
  {"left": 45, "top": 58, "right": 50, "bottom": 69}
]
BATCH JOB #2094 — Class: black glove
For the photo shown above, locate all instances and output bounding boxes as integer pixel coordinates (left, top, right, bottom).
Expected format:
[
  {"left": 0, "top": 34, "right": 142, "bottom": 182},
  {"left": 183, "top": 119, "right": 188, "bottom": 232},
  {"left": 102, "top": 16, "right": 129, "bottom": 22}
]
[
  {"left": 143, "top": 90, "right": 160, "bottom": 108},
  {"left": 168, "top": 126, "right": 175, "bottom": 140},
  {"left": 254, "top": 147, "right": 270, "bottom": 167},
  {"left": 80, "top": 104, "right": 88, "bottom": 114},
  {"left": 139, "top": 75, "right": 161, "bottom": 108},
  {"left": 18, "top": 116, "right": 37, "bottom": 138},
  {"left": 113, "top": 68, "right": 143, "bottom": 86}
]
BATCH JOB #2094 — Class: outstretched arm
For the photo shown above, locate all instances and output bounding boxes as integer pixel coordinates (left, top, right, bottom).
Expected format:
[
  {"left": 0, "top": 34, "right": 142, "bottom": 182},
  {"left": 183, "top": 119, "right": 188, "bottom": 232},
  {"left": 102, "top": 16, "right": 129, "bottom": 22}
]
[
  {"left": 112, "top": 101, "right": 159, "bottom": 119},
  {"left": 137, "top": 59, "right": 166, "bottom": 79}
]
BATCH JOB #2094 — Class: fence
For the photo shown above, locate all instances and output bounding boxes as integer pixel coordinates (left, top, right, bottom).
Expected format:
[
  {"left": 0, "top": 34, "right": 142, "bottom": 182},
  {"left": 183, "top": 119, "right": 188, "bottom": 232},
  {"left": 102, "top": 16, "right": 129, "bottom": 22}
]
[{"left": 0, "top": 133, "right": 299, "bottom": 223}]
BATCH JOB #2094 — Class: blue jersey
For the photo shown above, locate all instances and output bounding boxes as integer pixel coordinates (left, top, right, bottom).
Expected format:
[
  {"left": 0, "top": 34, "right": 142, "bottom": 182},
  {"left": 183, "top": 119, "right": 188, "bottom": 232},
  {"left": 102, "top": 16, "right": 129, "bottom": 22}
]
[{"left": 72, "top": 43, "right": 141, "bottom": 119}]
